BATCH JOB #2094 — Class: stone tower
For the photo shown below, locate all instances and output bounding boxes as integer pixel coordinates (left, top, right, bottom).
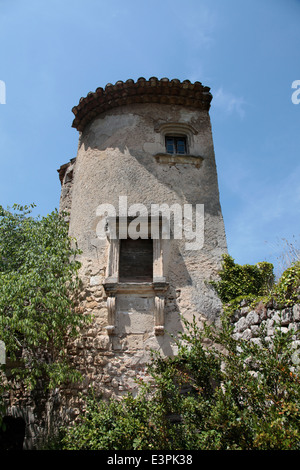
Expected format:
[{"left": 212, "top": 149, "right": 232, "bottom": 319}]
[{"left": 58, "top": 77, "right": 227, "bottom": 398}]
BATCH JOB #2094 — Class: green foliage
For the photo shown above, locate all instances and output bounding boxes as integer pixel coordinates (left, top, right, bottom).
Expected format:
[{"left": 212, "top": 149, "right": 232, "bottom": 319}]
[
  {"left": 0, "top": 204, "right": 88, "bottom": 391},
  {"left": 210, "top": 254, "right": 274, "bottom": 304},
  {"left": 60, "top": 389, "right": 174, "bottom": 451},
  {"left": 60, "top": 316, "right": 300, "bottom": 450},
  {"left": 273, "top": 261, "right": 300, "bottom": 307},
  {"left": 210, "top": 254, "right": 300, "bottom": 316}
]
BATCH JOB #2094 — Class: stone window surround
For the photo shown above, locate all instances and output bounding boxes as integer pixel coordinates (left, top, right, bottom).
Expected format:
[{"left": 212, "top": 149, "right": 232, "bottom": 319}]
[
  {"left": 153, "top": 122, "right": 203, "bottom": 168},
  {"left": 103, "top": 217, "right": 169, "bottom": 336}
]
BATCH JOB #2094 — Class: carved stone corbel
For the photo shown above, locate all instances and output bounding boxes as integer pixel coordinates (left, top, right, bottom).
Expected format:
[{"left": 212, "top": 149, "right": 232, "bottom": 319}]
[
  {"left": 103, "top": 281, "right": 118, "bottom": 335},
  {"left": 106, "top": 295, "right": 116, "bottom": 335},
  {"left": 154, "top": 295, "right": 165, "bottom": 335},
  {"left": 153, "top": 281, "right": 168, "bottom": 335}
]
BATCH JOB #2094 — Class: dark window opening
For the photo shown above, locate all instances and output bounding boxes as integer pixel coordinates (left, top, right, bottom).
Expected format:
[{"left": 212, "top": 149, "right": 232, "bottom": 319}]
[
  {"left": 65, "top": 170, "right": 73, "bottom": 183},
  {"left": 165, "top": 136, "right": 187, "bottom": 155},
  {"left": 119, "top": 238, "right": 153, "bottom": 282},
  {"left": 0, "top": 416, "right": 26, "bottom": 450}
]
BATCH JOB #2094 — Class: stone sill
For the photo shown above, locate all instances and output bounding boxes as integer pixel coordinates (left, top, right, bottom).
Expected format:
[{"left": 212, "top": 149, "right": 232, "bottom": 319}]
[
  {"left": 104, "top": 279, "right": 168, "bottom": 296},
  {"left": 154, "top": 153, "right": 203, "bottom": 167}
]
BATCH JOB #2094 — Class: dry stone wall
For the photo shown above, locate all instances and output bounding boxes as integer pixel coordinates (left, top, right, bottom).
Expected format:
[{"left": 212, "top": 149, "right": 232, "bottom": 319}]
[{"left": 231, "top": 300, "right": 300, "bottom": 350}]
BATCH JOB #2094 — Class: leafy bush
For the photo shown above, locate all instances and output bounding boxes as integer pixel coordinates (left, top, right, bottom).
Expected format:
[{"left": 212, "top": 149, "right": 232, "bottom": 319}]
[
  {"left": 273, "top": 261, "right": 300, "bottom": 307},
  {"left": 0, "top": 204, "right": 88, "bottom": 391},
  {"left": 61, "top": 316, "right": 300, "bottom": 450},
  {"left": 210, "top": 254, "right": 274, "bottom": 304},
  {"left": 210, "top": 254, "right": 300, "bottom": 315}
]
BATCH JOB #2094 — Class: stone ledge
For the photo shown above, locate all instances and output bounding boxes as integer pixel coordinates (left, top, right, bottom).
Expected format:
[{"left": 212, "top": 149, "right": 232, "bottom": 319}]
[
  {"left": 154, "top": 153, "right": 203, "bottom": 167},
  {"left": 103, "top": 280, "right": 169, "bottom": 296}
]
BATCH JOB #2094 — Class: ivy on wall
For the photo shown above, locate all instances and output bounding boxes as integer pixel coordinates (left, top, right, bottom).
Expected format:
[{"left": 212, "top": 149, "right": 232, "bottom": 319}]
[{"left": 210, "top": 254, "right": 300, "bottom": 314}]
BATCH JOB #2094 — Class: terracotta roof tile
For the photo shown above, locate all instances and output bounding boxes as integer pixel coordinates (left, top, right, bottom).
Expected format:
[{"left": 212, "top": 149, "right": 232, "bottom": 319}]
[{"left": 71, "top": 77, "right": 212, "bottom": 132}]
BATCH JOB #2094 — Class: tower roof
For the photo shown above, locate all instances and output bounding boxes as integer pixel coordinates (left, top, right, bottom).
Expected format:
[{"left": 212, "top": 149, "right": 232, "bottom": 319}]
[{"left": 71, "top": 77, "right": 212, "bottom": 132}]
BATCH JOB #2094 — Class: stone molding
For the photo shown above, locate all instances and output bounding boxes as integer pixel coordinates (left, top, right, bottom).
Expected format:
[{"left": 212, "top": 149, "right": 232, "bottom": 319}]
[
  {"left": 103, "top": 280, "right": 169, "bottom": 336},
  {"left": 154, "top": 153, "right": 203, "bottom": 167}
]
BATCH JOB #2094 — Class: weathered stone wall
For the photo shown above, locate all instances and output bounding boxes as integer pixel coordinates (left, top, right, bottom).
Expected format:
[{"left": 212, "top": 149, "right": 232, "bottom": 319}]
[
  {"left": 0, "top": 378, "right": 62, "bottom": 450},
  {"left": 231, "top": 300, "right": 300, "bottom": 348},
  {"left": 57, "top": 157, "right": 76, "bottom": 217},
  {"left": 52, "top": 78, "right": 228, "bottom": 429},
  {"left": 56, "top": 95, "right": 227, "bottom": 408}
]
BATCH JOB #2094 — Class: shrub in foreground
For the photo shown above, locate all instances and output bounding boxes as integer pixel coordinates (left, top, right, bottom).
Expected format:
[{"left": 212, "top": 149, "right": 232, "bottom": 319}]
[{"left": 61, "top": 315, "right": 300, "bottom": 450}]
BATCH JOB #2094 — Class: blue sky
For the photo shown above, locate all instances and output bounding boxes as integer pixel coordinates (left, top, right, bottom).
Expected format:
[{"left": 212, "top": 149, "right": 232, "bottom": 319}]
[{"left": 0, "top": 0, "right": 299, "bottom": 276}]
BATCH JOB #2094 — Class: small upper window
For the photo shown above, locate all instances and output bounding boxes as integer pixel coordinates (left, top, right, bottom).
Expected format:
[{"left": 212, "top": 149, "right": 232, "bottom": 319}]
[{"left": 165, "top": 136, "right": 187, "bottom": 155}]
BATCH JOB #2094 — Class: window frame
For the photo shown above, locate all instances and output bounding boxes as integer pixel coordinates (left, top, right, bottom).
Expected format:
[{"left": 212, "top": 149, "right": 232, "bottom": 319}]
[
  {"left": 153, "top": 122, "right": 204, "bottom": 167},
  {"left": 104, "top": 216, "right": 166, "bottom": 285},
  {"left": 165, "top": 135, "right": 188, "bottom": 155},
  {"left": 103, "top": 216, "right": 168, "bottom": 336}
]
